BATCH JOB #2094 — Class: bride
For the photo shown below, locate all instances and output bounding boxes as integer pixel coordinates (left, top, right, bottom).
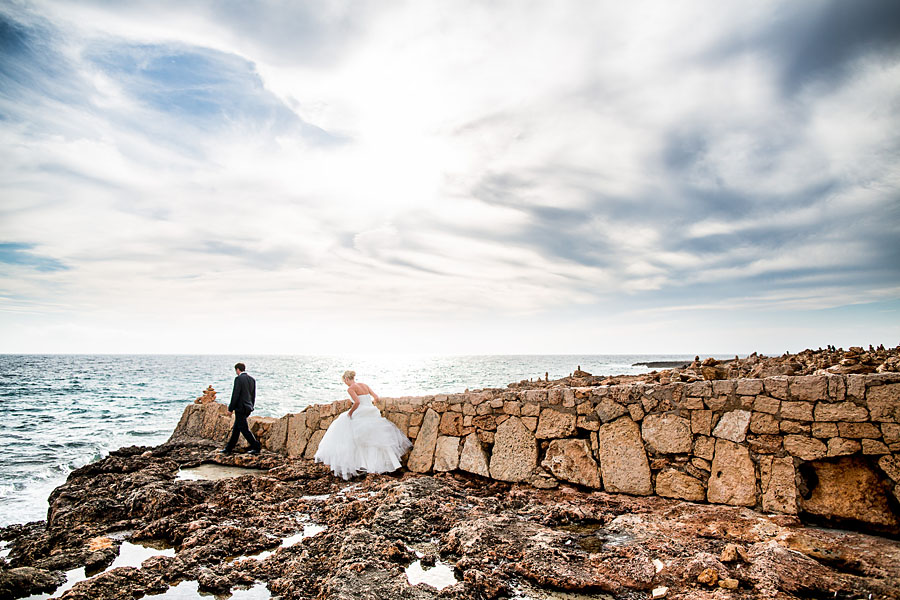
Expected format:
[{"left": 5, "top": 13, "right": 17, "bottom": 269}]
[{"left": 314, "top": 370, "right": 413, "bottom": 480}]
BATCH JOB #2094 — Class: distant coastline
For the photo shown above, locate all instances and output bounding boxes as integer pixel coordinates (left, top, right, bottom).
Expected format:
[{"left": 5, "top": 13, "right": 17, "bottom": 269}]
[{"left": 631, "top": 360, "right": 691, "bottom": 368}]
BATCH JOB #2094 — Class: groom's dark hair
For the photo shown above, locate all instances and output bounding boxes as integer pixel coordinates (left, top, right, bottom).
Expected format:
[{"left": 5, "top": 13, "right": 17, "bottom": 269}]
[{"left": 234, "top": 362, "right": 246, "bottom": 372}]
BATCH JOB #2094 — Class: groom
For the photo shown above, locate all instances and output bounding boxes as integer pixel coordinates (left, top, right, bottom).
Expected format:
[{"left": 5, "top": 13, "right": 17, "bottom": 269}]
[{"left": 220, "top": 362, "right": 262, "bottom": 455}]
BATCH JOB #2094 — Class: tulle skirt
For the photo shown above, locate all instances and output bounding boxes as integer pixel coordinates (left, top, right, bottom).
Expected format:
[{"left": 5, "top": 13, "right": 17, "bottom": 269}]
[{"left": 314, "top": 397, "right": 413, "bottom": 480}]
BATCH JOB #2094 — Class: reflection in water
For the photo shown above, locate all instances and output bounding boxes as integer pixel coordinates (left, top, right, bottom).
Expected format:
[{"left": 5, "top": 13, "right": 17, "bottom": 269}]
[
  {"left": 405, "top": 560, "right": 458, "bottom": 590},
  {"left": 147, "top": 580, "right": 271, "bottom": 599},
  {"left": 20, "top": 540, "right": 176, "bottom": 600},
  {"left": 233, "top": 522, "right": 327, "bottom": 562},
  {"left": 109, "top": 540, "right": 176, "bottom": 569},
  {"left": 511, "top": 587, "right": 614, "bottom": 600},
  {"left": 177, "top": 464, "right": 269, "bottom": 481}
]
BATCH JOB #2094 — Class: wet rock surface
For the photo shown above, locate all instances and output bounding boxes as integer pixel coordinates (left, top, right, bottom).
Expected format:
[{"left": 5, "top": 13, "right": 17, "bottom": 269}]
[{"left": 1, "top": 441, "right": 898, "bottom": 600}]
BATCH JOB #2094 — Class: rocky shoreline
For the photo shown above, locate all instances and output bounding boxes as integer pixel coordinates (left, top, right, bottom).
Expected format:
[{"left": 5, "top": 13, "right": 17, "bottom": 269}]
[{"left": 2, "top": 347, "right": 900, "bottom": 600}]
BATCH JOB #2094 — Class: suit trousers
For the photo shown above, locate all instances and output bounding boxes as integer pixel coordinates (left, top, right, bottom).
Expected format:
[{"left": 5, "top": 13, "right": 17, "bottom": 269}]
[{"left": 225, "top": 411, "right": 261, "bottom": 452}]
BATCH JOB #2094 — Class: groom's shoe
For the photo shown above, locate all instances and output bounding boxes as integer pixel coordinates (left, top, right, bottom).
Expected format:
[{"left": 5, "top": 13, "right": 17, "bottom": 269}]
[
  {"left": 247, "top": 448, "right": 261, "bottom": 455},
  {"left": 218, "top": 448, "right": 234, "bottom": 455}
]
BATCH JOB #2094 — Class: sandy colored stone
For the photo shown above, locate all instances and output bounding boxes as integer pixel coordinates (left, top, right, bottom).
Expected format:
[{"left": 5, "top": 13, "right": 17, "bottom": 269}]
[
  {"left": 759, "top": 455, "right": 797, "bottom": 514},
  {"left": 847, "top": 374, "right": 866, "bottom": 401},
  {"left": 520, "top": 402, "right": 540, "bottom": 417},
  {"left": 691, "top": 410, "right": 712, "bottom": 435},
  {"left": 490, "top": 416, "right": 538, "bottom": 482},
  {"left": 407, "top": 408, "right": 441, "bottom": 473},
  {"left": 682, "top": 396, "right": 704, "bottom": 410},
  {"left": 799, "top": 456, "right": 899, "bottom": 530},
  {"left": 712, "top": 410, "right": 751, "bottom": 443},
  {"left": 748, "top": 434, "right": 783, "bottom": 454},
  {"left": 780, "top": 420, "right": 810, "bottom": 434},
  {"left": 694, "top": 435, "right": 715, "bottom": 461},
  {"left": 641, "top": 414, "right": 692, "bottom": 454},
  {"left": 781, "top": 402, "right": 814, "bottom": 421},
  {"left": 837, "top": 422, "right": 881, "bottom": 439},
  {"left": 736, "top": 379, "right": 764, "bottom": 396},
  {"left": 862, "top": 439, "right": 890, "bottom": 455},
  {"left": 750, "top": 412, "right": 780, "bottom": 434},
  {"left": 439, "top": 412, "right": 463, "bottom": 436},
  {"left": 708, "top": 439, "right": 756, "bottom": 507},
  {"left": 575, "top": 415, "right": 599, "bottom": 431},
  {"left": 867, "top": 383, "right": 900, "bottom": 422},
  {"left": 541, "top": 439, "right": 601, "bottom": 488},
  {"left": 764, "top": 377, "right": 789, "bottom": 400},
  {"left": 753, "top": 395, "right": 780, "bottom": 414},
  {"left": 284, "top": 413, "right": 309, "bottom": 457},
  {"left": 503, "top": 401, "right": 521, "bottom": 416},
  {"left": 595, "top": 397, "right": 627, "bottom": 423},
  {"left": 304, "top": 405, "right": 321, "bottom": 431},
  {"left": 433, "top": 436, "right": 461, "bottom": 471},
  {"left": 458, "top": 433, "right": 490, "bottom": 477},
  {"left": 628, "top": 403, "right": 645, "bottom": 422},
  {"left": 784, "top": 435, "right": 827, "bottom": 460},
  {"left": 303, "top": 429, "right": 326, "bottom": 460},
  {"left": 811, "top": 422, "right": 839, "bottom": 438},
  {"left": 597, "top": 417, "right": 652, "bottom": 495},
  {"left": 827, "top": 437, "right": 861, "bottom": 457},
  {"left": 535, "top": 407, "right": 577, "bottom": 439},
  {"left": 882, "top": 423, "right": 900, "bottom": 445},
  {"left": 814, "top": 402, "right": 869, "bottom": 422},
  {"left": 878, "top": 455, "right": 900, "bottom": 482},
  {"left": 790, "top": 375, "right": 827, "bottom": 401},
  {"left": 393, "top": 411, "right": 414, "bottom": 434},
  {"left": 522, "top": 416, "right": 538, "bottom": 431},
  {"left": 655, "top": 469, "right": 705, "bottom": 501}
]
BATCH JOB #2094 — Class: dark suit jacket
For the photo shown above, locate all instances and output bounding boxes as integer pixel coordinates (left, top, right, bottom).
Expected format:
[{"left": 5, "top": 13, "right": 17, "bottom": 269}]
[{"left": 229, "top": 372, "right": 256, "bottom": 415}]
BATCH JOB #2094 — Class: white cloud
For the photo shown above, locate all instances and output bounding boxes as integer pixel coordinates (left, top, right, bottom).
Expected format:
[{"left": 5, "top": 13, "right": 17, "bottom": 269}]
[{"left": 1, "top": 0, "right": 898, "bottom": 353}]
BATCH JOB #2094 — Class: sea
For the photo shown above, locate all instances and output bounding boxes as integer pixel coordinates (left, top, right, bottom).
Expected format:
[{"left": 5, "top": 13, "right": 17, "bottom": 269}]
[{"left": 0, "top": 353, "right": 697, "bottom": 528}]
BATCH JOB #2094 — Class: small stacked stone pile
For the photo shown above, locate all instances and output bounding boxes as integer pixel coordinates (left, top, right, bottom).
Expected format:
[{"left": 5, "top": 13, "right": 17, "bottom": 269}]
[{"left": 194, "top": 386, "right": 217, "bottom": 404}]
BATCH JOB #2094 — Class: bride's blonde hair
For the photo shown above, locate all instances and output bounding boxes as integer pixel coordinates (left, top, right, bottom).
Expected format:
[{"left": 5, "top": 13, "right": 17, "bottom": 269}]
[{"left": 342, "top": 370, "right": 356, "bottom": 383}]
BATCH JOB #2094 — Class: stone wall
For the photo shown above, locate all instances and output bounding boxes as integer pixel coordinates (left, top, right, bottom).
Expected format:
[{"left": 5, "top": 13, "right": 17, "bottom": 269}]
[{"left": 169, "top": 373, "right": 900, "bottom": 532}]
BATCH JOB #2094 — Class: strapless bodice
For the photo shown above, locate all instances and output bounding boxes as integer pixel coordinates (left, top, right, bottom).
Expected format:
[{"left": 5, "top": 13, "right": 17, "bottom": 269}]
[{"left": 357, "top": 394, "right": 374, "bottom": 404}]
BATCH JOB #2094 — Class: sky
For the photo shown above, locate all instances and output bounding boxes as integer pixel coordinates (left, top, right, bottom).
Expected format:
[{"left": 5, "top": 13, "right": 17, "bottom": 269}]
[{"left": 1, "top": 0, "right": 899, "bottom": 355}]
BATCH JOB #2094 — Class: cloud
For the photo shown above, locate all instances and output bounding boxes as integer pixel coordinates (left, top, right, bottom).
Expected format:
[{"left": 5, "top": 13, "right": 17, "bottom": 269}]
[
  {"left": 0, "top": 242, "right": 68, "bottom": 271},
  {"left": 0, "top": 0, "right": 898, "bottom": 353}
]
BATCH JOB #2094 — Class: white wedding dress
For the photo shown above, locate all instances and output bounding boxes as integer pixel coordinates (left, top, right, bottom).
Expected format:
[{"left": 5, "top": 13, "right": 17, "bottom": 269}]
[{"left": 314, "top": 394, "right": 413, "bottom": 480}]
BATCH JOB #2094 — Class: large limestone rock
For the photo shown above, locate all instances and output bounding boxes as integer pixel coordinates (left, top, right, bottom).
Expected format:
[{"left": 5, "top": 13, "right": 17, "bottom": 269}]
[
  {"left": 596, "top": 417, "right": 652, "bottom": 495},
  {"left": 784, "top": 435, "right": 827, "bottom": 461},
  {"left": 712, "top": 410, "right": 751, "bottom": 443},
  {"left": 540, "top": 439, "right": 601, "bottom": 488},
  {"left": 655, "top": 469, "right": 705, "bottom": 501},
  {"left": 595, "top": 397, "right": 627, "bottom": 423},
  {"left": 407, "top": 409, "right": 440, "bottom": 473},
  {"left": 799, "top": 456, "right": 899, "bottom": 533},
  {"left": 266, "top": 415, "right": 291, "bottom": 454},
  {"left": 285, "top": 413, "right": 309, "bottom": 457},
  {"left": 249, "top": 417, "right": 278, "bottom": 450},
  {"left": 433, "top": 436, "right": 461, "bottom": 472},
  {"left": 490, "top": 416, "right": 538, "bottom": 482},
  {"left": 759, "top": 455, "right": 798, "bottom": 514},
  {"left": 641, "top": 414, "right": 692, "bottom": 454},
  {"left": 708, "top": 440, "right": 757, "bottom": 507},
  {"left": 867, "top": 383, "right": 900, "bottom": 422},
  {"left": 458, "top": 433, "right": 490, "bottom": 477},
  {"left": 535, "top": 407, "right": 577, "bottom": 439},
  {"left": 303, "top": 429, "right": 326, "bottom": 460}
]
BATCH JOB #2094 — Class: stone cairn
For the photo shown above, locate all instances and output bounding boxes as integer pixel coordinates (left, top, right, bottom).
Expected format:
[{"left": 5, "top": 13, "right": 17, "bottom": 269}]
[{"left": 195, "top": 386, "right": 217, "bottom": 404}]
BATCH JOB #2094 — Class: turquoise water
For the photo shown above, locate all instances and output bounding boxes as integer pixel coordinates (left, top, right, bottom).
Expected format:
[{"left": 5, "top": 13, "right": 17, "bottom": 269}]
[{"left": 0, "top": 353, "right": 693, "bottom": 527}]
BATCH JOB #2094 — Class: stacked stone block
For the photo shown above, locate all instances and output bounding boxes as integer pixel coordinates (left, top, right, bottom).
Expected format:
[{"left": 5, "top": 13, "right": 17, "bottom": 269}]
[{"left": 170, "top": 373, "right": 900, "bottom": 530}]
